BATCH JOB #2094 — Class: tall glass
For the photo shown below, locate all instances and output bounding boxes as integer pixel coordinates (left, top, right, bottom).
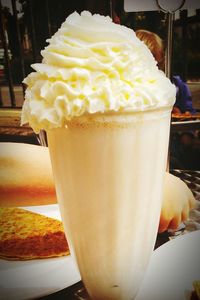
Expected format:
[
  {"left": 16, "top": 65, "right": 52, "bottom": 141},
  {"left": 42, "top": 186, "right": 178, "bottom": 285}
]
[{"left": 47, "top": 107, "right": 171, "bottom": 300}]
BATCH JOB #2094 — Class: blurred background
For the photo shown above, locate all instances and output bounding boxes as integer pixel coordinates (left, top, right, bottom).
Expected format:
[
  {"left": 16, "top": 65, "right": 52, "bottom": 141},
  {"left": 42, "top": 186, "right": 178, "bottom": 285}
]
[
  {"left": 0, "top": 0, "right": 200, "bottom": 107},
  {"left": 0, "top": 0, "right": 200, "bottom": 169}
]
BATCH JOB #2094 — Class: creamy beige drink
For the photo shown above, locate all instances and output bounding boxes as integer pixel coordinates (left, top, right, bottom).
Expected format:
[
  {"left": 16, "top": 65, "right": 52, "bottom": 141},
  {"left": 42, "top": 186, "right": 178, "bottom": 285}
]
[
  {"left": 21, "top": 11, "right": 176, "bottom": 300},
  {"left": 47, "top": 109, "right": 171, "bottom": 299}
]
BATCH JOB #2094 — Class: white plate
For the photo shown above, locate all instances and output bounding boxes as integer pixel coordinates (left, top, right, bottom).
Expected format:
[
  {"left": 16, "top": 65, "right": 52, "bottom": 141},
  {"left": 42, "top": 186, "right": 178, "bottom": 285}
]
[
  {"left": 136, "top": 230, "right": 200, "bottom": 300},
  {"left": 1, "top": 205, "right": 199, "bottom": 300},
  {"left": 0, "top": 205, "right": 81, "bottom": 300}
]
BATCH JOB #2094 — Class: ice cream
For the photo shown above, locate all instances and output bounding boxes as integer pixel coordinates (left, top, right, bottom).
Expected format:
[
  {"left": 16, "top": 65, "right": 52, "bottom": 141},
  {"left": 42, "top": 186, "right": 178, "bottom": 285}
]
[
  {"left": 21, "top": 11, "right": 176, "bottom": 133},
  {"left": 21, "top": 11, "right": 176, "bottom": 300}
]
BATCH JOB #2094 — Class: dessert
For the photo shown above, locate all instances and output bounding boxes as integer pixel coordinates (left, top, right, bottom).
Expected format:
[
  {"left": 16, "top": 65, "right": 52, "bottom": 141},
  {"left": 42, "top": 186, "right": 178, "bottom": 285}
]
[
  {"left": 21, "top": 11, "right": 175, "bottom": 133},
  {"left": 21, "top": 11, "right": 176, "bottom": 300},
  {"left": 0, "top": 207, "right": 69, "bottom": 260},
  {"left": 0, "top": 142, "right": 56, "bottom": 206}
]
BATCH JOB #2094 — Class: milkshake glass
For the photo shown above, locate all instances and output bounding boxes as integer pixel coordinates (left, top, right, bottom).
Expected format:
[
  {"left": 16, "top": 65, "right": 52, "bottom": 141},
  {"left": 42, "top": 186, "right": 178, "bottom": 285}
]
[
  {"left": 46, "top": 108, "right": 171, "bottom": 300},
  {"left": 21, "top": 11, "right": 176, "bottom": 300}
]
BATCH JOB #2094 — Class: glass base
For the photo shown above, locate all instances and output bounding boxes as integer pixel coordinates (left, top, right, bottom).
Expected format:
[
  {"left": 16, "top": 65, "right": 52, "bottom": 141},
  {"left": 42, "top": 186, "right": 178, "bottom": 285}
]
[
  {"left": 74, "top": 285, "right": 91, "bottom": 300},
  {"left": 48, "top": 281, "right": 91, "bottom": 300}
]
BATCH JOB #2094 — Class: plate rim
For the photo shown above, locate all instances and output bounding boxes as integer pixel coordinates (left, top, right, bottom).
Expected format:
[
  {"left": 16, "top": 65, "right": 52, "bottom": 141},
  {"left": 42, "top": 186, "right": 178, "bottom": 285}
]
[{"left": 0, "top": 204, "right": 81, "bottom": 300}]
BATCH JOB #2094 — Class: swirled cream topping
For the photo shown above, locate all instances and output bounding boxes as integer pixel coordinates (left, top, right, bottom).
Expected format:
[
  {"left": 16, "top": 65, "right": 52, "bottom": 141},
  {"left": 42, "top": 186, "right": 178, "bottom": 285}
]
[{"left": 21, "top": 11, "right": 176, "bottom": 133}]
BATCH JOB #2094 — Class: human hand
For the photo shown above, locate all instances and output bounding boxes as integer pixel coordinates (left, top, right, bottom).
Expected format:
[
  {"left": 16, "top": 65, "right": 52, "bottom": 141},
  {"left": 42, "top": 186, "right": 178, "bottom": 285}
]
[{"left": 158, "top": 172, "right": 196, "bottom": 233}]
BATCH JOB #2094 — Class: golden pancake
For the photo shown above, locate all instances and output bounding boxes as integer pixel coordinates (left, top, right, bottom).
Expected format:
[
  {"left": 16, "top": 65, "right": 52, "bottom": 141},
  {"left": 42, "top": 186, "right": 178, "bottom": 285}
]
[{"left": 0, "top": 207, "right": 69, "bottom": 260}]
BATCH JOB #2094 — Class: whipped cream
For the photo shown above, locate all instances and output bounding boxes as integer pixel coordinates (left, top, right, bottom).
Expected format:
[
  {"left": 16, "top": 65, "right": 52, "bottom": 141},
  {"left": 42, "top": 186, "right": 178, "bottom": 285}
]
[{"left": 21, "top": 11, "right": 176, "bottom": 133}]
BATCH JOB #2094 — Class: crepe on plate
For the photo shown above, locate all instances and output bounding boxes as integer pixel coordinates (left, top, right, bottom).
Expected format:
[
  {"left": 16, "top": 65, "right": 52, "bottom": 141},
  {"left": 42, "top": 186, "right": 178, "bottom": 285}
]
[{"left": 0, "top": 207, "right": 69, "bottom": 260}]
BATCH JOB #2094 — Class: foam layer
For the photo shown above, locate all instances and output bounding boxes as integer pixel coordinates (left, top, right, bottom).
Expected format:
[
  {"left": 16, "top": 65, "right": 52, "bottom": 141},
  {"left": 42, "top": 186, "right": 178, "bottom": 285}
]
[{"left": 21, "top": 11, "right": 176, "bottom": 133}]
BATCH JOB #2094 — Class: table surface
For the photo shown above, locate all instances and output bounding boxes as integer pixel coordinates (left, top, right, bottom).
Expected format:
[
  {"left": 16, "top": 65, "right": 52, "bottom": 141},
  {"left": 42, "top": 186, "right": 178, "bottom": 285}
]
[{"left": 36, "top": 169, "right": 200, "bottom": 300}]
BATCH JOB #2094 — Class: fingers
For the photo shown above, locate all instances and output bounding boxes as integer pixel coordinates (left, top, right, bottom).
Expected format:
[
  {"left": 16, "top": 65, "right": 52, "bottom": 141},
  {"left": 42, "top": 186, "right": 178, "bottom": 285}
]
[
  {"left": 168, "top": 214, "right": 182, "bottom": 231},
  {"left": 166, "top": 201, "right": 190, "bottom": 231},
  {"left": 188, "top": 192, "right": 196, "bottom": 209},
  {"left": 158, "top": 218, "right": 171, "bottom": 233},
  {"left": 159, "top": 202, "right": 192, "bottom": 233},
  {"left": 159, "top": 172, "right": 196, "bottom": 234},
  {"left": 181, "top": 203, "right": 189, "bottom": 222}
]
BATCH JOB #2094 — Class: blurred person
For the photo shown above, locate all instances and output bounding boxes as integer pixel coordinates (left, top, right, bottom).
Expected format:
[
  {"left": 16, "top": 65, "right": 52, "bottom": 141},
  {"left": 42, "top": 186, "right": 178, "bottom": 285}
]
[
  {"left": 173, "top": 75, "right": 196, "bottom": 114},
  {"left": 135, "top": 29, "right": 196, "bottom": 115},
  {"left": 135, "top": 29, "right": 165, "bottom": 70}
]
